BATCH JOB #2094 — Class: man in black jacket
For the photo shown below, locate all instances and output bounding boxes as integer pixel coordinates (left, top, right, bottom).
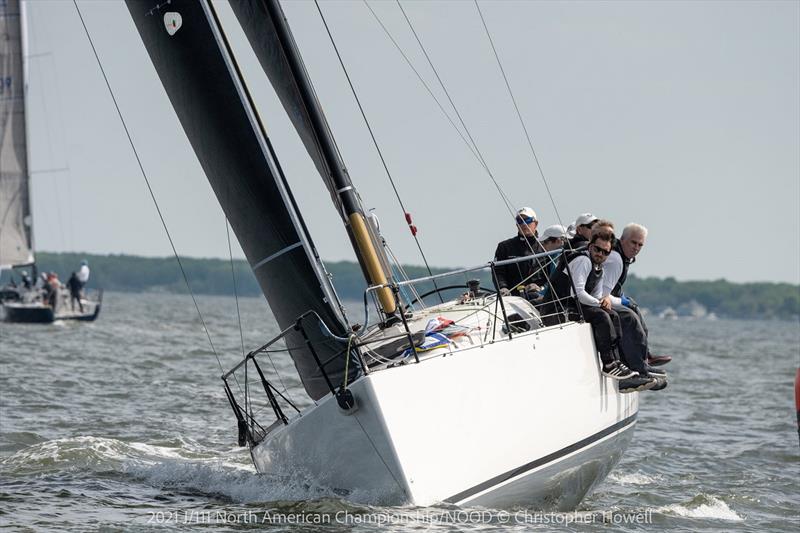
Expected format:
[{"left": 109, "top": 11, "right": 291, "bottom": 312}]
[{"left": 493, "top": 207, "right": 547, "bottom": 297}]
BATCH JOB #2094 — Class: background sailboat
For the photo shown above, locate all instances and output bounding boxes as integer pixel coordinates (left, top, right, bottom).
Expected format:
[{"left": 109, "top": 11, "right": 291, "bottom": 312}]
[
  {"left": 0, "top": 0, "right": 101, "bottom": 323},
  {"left": 0, "top": 0, "right": 34, "bottom": 282}
]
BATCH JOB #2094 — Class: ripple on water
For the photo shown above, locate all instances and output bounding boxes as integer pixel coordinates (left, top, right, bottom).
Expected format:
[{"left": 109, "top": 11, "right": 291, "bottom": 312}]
[{"left": 1, "top": 296, "right": 798, "bottom": 532}]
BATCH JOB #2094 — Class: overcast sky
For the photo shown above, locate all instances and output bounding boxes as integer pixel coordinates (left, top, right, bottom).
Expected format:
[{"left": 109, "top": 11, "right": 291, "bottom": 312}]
[{"left": 20, "top": 0, "right": 800, "bottom": 284}]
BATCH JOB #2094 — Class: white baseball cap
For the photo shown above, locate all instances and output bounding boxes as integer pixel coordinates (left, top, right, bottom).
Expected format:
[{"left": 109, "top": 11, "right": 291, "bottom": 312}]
[
  {"left": 541, "top": 224, "right": 567, "bottom": 240},
  {"left": 575, "top": 213, "right": 598, "bottom": 227},
  {"left": 515, "top": 207, "right": 538, "bottom": 223}
]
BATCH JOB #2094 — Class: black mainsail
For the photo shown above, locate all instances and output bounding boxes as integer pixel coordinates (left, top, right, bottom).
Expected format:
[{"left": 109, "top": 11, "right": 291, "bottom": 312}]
[
  {"left": 229, "top": 0, "right": 342, "bottom": 215},
  {"left": 0, "top": 0, "right": 34, "bottom": 270},
  {"left": 126, "top": 0, "right": 359, "bottom": 400},
  {"left": 229, "top": 0, "right": 397, "bottom": 317}
]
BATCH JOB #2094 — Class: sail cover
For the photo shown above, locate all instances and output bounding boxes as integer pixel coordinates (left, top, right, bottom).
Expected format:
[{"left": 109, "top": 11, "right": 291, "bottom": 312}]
[
  {"left": 0, "top": 0, "right": 34, "bottom": 269},
  {"left": 126, "top": 0, "right": 359, "bottom": 400}
]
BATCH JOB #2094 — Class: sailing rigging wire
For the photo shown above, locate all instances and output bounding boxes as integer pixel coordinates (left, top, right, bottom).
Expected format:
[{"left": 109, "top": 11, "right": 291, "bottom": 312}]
[
  {"left": 227, "top": 218, "right": 292, "bottom": 402},
  {"left": 72, "top": 1, "right": 230, "bottom": 381},
  {"left": 363, "top": 1, "right": 502, "bottom": 202},
  {"left": 313, "top": 0, "right": 442, "bottom": 301},
  {"left": 368, "top": 2, "right": 566, "bottom": 312},
  {"left": 363, "top": 1, "right": 563, "bottom": 303},
  {"left": 26, "top": 23, "right": 70, "bottom": 249},
  {"left": 225, "top": 218, "right": 252, "bottom": 414},
  {"left": 473, "top": 0, "right": 566, "bottom": 230},
  {"left": 394, "top": 0, "right": 516, "bottom": 218},
  {"left": 225, "top": 219, "right": 246, "bottom": 360}
]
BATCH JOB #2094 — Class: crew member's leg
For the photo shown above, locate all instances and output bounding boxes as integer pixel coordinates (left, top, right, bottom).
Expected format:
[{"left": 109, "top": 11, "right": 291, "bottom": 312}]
[
  {"left": 628, "top": 297, "right": 672, "bottom": 366},
  {"left": 616, "top": 306, "right": 648, "bottom": 375},
  {"left": 580, "top": 306, "right": 618, "bottom": 367}
]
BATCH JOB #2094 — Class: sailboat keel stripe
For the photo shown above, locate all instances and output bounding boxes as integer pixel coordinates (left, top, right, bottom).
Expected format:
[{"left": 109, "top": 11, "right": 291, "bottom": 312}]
[
  {"left": 445, "top": 413, "right": 638, "bottom": 504},
  {"left": 253, "top": 242, "right": 302, "bottom": 270}
]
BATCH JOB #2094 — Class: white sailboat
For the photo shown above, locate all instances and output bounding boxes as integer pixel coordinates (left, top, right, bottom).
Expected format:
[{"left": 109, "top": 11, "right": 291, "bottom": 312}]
[
  {"left": 126, "top": 0, "right": 638, "bottom": 509},
  {"left": 0, "top": 0, "right": 101, "bottom": 323}
]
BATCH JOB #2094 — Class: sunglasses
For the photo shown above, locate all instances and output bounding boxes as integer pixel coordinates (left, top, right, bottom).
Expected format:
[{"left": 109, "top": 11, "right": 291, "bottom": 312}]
[
  {"left": 591, "top": 245, "right": 611, "bottom": 256},
  {"left": 516, "top": 216, "right": 536, "bottom": 225}
]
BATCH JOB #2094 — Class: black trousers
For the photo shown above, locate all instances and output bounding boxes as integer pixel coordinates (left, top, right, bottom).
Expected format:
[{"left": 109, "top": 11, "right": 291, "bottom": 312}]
[
  {"left": 579, "top": 306, "right": 622, "bottom": 366},
  {"left": 70, "top": 292, "right": 84, "bottom": 312},
  {"left": 627, "top": 298, "right": 652, "bottom": 355},
  {"left": 616, "top": 306, "right": 648, "bottom": 374}
]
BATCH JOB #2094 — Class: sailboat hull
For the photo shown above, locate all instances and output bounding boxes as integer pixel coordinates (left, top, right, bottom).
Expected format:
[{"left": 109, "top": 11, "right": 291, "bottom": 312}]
[
  {"left": 250, "top": 321, "right": 637, "bottom": 509},
  {"left": 2, "top": 292, "right": 102, "bottom": 323},
  {"left": 1, "top": 303, "right": 54, "bottom": 323}
]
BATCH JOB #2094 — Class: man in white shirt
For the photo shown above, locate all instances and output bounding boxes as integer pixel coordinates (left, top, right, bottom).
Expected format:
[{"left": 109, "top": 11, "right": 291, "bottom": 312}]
[
  {"left": 557, "top": 227, "right": 655, "bottom": 392},
  {"left": 603, "top": 224, "right": 672, "bottom": 370},
  {"left": 77, "top": 260, "right": 90, "bottom": 297}
]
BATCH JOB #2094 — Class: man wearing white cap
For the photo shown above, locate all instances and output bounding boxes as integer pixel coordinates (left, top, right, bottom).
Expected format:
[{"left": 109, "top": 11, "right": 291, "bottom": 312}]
[
  {"left": 528, "top": 224, "right": 568, "bottom": 311},
  {"left": 493, "top": 207, "right": 546, "bottom": 297},
  {"left": 568, "top": 213, "right": 598, "bottom": 250},
  {"left": 540, "top": 224, "right": 567, "bottom": 252}
]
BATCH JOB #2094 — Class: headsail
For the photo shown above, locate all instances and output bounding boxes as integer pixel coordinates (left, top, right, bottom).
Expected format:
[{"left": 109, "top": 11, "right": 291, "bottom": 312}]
[
  {"left": 0, "top": 0, "right": 34, "bottom": 270},
  {"left": 126, "top": 0, "right": 359, "bottom": 400}
]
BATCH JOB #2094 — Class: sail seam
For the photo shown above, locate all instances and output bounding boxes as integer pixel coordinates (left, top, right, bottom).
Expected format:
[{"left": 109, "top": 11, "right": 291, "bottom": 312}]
[{"left": 252, "top": 242, "right": 302, "bottom": 271}]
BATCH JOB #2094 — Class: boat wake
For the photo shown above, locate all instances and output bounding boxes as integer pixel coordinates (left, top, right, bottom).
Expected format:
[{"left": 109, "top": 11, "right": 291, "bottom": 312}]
[
  {"left": 1, "top": 435, "right": 351, "bottom": 505},
  {"left": 657, "top": 494, "right": 744, "bottom": 521},
  {"left": 608, "top": 470, "right": 663, "bottom": 485},
  {"left": 1, "top": 436, "right": 747, "bottom": 526}
]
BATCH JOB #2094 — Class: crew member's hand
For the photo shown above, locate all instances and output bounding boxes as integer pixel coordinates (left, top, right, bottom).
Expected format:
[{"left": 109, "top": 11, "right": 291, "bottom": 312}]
[
  {"left": 599, "top": 295, "right": 612, "bottom": 311},
  {"left": 499, "top": 287, "right": 511, "bottom": 297},
  {"left": 524, "top": 283, "right": 541, "bottom": 294}
]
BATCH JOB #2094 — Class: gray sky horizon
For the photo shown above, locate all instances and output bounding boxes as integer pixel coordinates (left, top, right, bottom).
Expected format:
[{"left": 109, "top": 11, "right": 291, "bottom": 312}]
[{"left": 19, "top": 0, "right": 800, "bottom": 284}]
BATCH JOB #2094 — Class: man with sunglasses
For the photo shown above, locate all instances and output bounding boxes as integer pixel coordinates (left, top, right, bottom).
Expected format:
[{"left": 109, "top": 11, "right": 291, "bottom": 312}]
[
  {"left": 493, "top": 207, "right": 547, "bottom": 298},
  {"left": 603, "top": 223, "right": 672, "bottom": 369},
  {"left": 550, "top": 227, "right": 656, "bottom": 392}
]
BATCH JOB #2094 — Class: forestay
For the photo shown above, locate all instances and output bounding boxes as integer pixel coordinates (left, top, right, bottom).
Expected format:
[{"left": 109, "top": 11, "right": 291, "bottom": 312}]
[
  {"left": 0, "top": 0, "right": 34, "bottom": 270},
  {"left": 126, "top": 0, "right": 359, "bottom": 401}
]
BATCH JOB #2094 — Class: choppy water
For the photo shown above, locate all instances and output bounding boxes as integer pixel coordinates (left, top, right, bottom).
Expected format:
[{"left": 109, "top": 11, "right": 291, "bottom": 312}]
[{"left": 1, "top": 292, "right": 798, "bottom": 531}]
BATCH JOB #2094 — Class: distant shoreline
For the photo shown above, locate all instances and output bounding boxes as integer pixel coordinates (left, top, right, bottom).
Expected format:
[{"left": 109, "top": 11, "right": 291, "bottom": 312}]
[{"left": 2, "top": 251, "right": 797, "bottom": 321}]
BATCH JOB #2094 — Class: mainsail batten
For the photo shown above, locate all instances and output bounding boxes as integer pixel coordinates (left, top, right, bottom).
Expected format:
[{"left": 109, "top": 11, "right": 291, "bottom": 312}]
[
  {"left": 126, "top": 0, "right": 359, "bottom": 400},
  {"left": 0, "top": 0, "right": 34, "bottom": 270}
]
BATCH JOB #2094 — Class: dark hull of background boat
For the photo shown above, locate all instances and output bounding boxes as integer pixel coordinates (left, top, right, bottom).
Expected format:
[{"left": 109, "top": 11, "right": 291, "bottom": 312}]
[
  {"left": 0, "top": 288, "right": 22, "bottom": 303},
  {"left": 2, "top": 295, "right": 102, "bottom": 323},
  {"left": 2, "top": 305, "right": 55, "bottom": 323}
]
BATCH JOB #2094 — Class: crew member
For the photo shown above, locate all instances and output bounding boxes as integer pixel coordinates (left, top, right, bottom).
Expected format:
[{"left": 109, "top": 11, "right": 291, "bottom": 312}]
[
  {"left": 493, "top": 207, "right": 546, "bottom": 297},
  {"left": 551, "top": 228, "right": 656, "bottom": 392}
]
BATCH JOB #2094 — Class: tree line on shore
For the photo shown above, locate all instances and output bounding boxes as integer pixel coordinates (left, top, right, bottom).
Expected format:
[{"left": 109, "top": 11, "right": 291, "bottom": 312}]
[{"left": 2, "top": 252, "right": 797, "bottom": 321}]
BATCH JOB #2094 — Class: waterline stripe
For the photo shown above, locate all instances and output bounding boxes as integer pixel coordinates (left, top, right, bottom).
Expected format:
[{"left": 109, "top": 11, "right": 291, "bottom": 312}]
[
  {"left": 445, "top": 413, "right": 638, "bottom": 504},
  {"left": 253, "top": 242, "right": 302, "bottom": 270}
]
